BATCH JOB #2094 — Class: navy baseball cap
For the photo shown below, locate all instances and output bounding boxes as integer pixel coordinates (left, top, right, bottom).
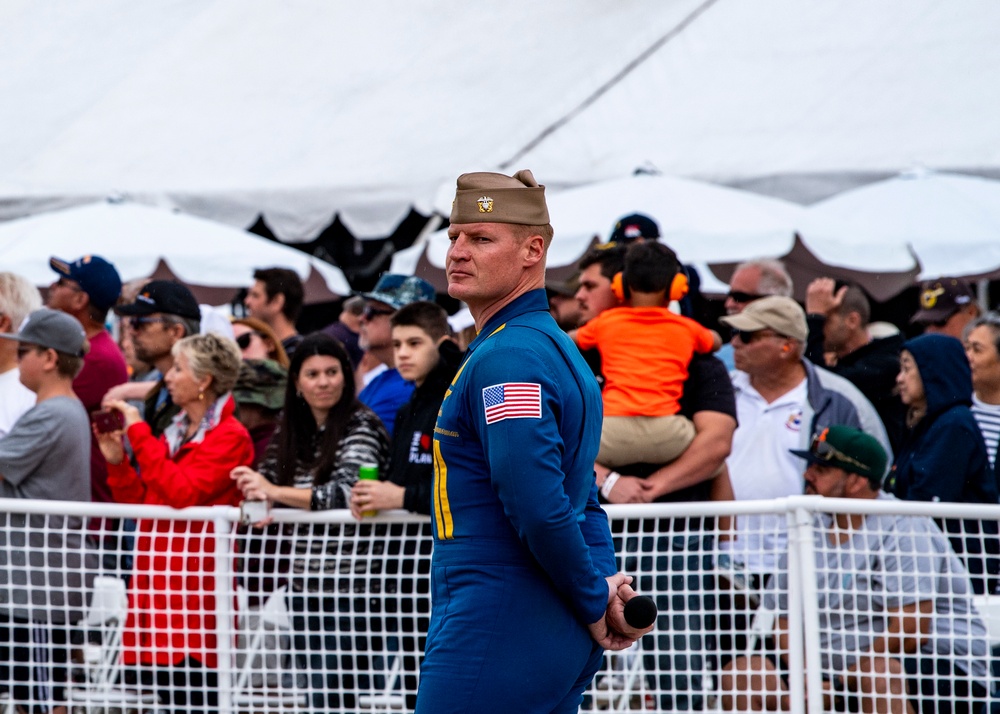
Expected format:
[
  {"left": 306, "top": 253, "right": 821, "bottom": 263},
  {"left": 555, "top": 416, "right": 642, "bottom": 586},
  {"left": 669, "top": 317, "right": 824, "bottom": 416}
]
[
  {"left": 608, "top": 213, "right": 660, "bottom": 244},
  {"left": 50, "top": 255, "right": 122, "bottom": 310},
  {"left": 115, "top": 280, "right": 201, "bottom": 320}
]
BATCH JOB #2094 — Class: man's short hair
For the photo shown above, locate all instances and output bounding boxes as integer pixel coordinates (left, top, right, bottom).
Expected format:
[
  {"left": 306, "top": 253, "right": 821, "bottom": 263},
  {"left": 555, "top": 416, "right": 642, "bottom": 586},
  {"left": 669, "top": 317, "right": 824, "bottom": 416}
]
[
  {"left": 253, "top": 268, "right": 304, "bottom": 323},
  {"left": 623, "top": 242, "right": 680, "bottom": 294},
  {"left": 835, "top": 285, "right": 871, "bottom": 326},
  {"left": 391, "top": 301, "right": 450, "bottom": 341},
  {"left": 509, "top": 223, "right": 555, "bottom": 249},
  {"left": 577, "top": 244, "right": 627, "bottom": 281},
  {"left": 0, "top": 272, "right": 42, "bottom": 332},
  {"left": 735, "top": 259, "right": 793, "bottom": 297}
]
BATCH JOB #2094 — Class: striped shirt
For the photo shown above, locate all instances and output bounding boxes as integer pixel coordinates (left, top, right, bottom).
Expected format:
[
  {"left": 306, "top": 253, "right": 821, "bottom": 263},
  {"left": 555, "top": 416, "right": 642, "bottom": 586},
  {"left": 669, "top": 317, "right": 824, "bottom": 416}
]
[{"left": 971, "top": 395, "right": 1000, "bottom": 468}]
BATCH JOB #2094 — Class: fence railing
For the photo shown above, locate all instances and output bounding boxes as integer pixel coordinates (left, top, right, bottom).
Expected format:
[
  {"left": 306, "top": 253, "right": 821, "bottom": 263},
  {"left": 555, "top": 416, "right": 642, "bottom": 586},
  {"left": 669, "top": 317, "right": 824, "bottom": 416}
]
[{"left": 0, "top": 496, "right": 996, "bottom": 713}]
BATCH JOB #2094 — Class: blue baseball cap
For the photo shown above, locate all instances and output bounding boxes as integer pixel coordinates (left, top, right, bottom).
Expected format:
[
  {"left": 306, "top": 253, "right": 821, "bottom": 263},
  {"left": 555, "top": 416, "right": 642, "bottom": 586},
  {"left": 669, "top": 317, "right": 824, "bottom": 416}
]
[
  {"left": 50, "top": 255, "right": 122, "bottom": 310},
  {"left": 359, "top": 274, "right": 435, "bottom": 310}
]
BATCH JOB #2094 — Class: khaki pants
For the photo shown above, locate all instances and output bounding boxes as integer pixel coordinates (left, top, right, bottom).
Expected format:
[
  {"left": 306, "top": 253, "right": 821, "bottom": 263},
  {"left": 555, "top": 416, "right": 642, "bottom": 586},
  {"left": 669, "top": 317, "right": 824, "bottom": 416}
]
[{"left": 598, "top": 414, "right": 696, "bottom": 468}]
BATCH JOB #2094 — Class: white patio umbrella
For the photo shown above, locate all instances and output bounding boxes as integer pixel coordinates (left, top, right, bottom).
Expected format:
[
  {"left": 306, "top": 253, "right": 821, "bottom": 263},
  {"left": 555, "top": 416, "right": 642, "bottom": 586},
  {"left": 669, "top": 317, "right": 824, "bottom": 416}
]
[
  {"left": 0, "top": 199, "right": 351, "bottom": 305},
  {"left": 800, "top": 169, "right": 1000, "bottom": 281}
]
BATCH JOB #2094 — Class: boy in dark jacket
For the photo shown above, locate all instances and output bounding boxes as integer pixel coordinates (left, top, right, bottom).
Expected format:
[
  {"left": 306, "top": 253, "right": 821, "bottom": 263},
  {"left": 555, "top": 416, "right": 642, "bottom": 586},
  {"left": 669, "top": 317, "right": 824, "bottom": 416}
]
[{"left": 350, "top": 300, "right": 460, "bottom": 516}]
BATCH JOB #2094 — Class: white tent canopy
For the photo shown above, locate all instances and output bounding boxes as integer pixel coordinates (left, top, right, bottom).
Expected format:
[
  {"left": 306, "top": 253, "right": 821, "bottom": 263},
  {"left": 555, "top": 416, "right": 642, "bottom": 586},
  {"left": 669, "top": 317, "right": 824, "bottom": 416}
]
[
  {"left": 2, "top": 0, "right": 998, "bottom": 244},
  {"left": 0, "top": 200, "right": 350, "bottom": 305},
  {"left": 800, "top": 170, "right": 1000, "bottom": 281}
]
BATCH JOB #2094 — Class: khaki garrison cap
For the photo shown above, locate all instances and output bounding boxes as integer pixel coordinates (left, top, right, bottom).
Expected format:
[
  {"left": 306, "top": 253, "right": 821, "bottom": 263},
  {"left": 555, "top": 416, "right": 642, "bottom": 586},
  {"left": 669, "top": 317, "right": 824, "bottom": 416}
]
[{"left": 450, "top": 169, "right": 550, "bottom": 225}]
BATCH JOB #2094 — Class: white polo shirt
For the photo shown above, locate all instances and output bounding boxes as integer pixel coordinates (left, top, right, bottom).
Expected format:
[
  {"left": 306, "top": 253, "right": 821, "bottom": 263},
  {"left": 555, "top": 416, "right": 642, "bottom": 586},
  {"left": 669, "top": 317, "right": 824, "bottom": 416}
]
[
  {"left": 0, "top": 368, "right": 35, "bottom": 439},
  {"left": 727, "top": 371, "right": 808, "bottom": 573}
]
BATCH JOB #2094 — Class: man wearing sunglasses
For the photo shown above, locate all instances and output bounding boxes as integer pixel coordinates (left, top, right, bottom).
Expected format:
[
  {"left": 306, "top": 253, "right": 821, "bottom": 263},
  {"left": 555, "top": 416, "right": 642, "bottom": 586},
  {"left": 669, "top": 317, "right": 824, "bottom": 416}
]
[
  {"left": 356, "top": 273, "right": 436, "bottom": 438},
  {"left": 48, "top": 254, "right": 128, "bottom": 506},
  {"left": 716, "top": 259, "right": 794, "bottom": 370},
  {"left": 722, "top": 425, "right": 990, "bottom": 714},
  {"left": 113, "top": 280, "right": 201, "bottom": 437},
  {"left": 719, "top": 296, "right": 891, "bottom": 577}
]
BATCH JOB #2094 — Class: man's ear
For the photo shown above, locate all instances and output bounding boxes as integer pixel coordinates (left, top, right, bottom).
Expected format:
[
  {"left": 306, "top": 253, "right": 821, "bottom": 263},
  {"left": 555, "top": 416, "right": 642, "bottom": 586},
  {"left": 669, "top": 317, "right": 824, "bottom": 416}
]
[
  {"left": 435, "top": 335, "right": 451, "bottom": 348},
  {"left": 845, "top": 311, "right": 863, "bottom": 331},
  {"left": 522, "top": 234, "right": 545, "bottom": 267},
  {"left": 270, "top": 292, "right": 286, "bottom": 313}
]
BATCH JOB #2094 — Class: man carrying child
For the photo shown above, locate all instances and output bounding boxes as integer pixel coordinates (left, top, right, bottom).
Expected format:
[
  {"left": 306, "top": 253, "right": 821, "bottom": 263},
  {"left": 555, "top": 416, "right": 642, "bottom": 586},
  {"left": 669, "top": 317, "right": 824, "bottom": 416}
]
[{"left": 571, "top": 241, "right": 721, "bottom": 472}]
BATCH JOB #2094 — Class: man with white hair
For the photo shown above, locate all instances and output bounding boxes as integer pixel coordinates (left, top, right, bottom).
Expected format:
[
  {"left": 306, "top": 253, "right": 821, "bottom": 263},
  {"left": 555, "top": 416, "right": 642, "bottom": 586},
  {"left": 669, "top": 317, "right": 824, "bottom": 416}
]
[
  {"left": 717, "top": 259, "right": 794, "bottom": 370},
  {"left": 0, "top": 272, "right": 41, "bottom": 437}
]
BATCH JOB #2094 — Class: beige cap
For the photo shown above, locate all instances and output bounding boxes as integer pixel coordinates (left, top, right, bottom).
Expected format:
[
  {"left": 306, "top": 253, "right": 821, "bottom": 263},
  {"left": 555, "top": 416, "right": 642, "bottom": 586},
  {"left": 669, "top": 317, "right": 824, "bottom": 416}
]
[
  {"left": 719, "top": 295, "right": 807, "bottom": 341},
  {"left": 450, "top": 169, "right": 549, "bottom": 225}
]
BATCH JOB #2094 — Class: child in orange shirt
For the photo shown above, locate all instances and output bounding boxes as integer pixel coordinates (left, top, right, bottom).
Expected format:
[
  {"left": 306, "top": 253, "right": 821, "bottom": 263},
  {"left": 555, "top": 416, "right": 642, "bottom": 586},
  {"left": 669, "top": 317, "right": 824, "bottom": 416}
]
[{"left": 571, "top": 241, "right": 721, "bottom": 468}]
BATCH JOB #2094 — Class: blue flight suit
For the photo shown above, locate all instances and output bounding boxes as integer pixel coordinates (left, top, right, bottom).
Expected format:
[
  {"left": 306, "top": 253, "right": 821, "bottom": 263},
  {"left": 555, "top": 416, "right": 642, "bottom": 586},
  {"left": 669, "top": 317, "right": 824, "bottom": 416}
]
[{"left": 415, "top": 289, "right": 617, "bottom": 713}]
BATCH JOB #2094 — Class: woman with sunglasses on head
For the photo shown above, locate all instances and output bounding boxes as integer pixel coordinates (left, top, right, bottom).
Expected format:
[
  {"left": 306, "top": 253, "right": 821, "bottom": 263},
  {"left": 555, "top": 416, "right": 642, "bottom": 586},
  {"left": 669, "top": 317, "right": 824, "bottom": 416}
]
[
  {"left": 889, "top": 332, "right": 1000, "bottom": 594},
  {"left": 231, "top": 316, "right": 289, "bottom": 368},
  {"left": 230, "top": 332, "right": 390, "bottom": 711}
]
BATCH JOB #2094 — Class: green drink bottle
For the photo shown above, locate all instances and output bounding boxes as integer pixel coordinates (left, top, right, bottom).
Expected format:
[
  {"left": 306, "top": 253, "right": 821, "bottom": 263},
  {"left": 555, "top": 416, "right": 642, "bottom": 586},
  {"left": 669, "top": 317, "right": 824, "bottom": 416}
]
[{"left": 359, "top": 463, "right": 379, "bottom": 517}]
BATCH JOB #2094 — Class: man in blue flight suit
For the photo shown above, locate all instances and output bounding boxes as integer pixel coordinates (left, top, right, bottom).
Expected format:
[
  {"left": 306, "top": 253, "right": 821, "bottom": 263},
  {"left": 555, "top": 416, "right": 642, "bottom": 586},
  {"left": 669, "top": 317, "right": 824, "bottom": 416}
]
[{"left": 415, "top": 170, "right": 651, "bottom": 713}]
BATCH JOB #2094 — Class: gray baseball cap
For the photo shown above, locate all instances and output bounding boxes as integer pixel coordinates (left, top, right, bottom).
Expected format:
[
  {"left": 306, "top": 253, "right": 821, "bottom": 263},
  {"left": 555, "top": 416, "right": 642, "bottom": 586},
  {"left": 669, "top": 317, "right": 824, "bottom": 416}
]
[{"left": 0, "top": 307, "right": 88, "bottom": 357}]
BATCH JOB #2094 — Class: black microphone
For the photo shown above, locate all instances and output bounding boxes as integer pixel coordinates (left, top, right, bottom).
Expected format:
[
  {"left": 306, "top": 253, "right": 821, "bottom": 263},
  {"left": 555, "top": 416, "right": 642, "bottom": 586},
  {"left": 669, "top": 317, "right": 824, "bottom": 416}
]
[{"left": 623, "top": 595, "right": 657, "bottom": 629}]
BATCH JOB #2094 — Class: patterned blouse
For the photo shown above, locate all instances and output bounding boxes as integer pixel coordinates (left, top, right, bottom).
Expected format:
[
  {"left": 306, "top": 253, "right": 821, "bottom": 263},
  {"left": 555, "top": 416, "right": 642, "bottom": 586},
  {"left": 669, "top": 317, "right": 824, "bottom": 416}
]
[{"left": 257, "top": 404, "right": 390, "bottom": 592}]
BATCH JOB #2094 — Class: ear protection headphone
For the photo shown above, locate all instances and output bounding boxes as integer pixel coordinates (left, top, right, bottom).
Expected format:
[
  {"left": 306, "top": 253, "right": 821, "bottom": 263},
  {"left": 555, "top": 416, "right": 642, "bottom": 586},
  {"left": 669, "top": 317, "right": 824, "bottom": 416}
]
[{"left": 610, "top": 271, "right": 689, "bottom": 303}]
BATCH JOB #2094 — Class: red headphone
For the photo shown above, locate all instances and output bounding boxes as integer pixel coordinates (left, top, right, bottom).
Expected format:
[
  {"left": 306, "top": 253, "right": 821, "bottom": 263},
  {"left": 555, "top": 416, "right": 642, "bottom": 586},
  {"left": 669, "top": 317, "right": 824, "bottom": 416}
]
[{"left": 611, "top": 272, "right": 689, "bottom": 303}]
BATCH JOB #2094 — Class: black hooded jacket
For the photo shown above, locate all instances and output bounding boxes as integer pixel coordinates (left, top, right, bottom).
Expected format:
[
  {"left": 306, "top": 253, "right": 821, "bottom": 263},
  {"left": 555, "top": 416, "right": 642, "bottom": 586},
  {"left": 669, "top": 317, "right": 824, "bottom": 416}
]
[
  {"left": 888, "top": 333, "right": 1000, "bottom": 594},
  {"left": 387, "top": 340, "right": 462, "bottom": 515}
]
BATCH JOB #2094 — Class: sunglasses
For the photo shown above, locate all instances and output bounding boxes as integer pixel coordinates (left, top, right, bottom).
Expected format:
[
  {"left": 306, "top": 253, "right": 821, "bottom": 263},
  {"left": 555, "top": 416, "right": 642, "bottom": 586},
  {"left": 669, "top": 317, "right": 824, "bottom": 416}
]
[
  {"left": 726, "top": 290, "right": 766, "bottom": 304},
  {"left": 732, "top": 329, "right": 783, "bottom": 344},
  {"left": 16, "top": 344, "right": 39, "bottom": 359},
  {"left": 810, "top": 433, "right": 870, "bottom": 472},
  {"left": 235, "top": 332, "right": 262, "bottom": 350},
  {"left": 363, "top": 305, "right": 395, "bottom": 320},
  {"left": 129, "top": 316, "right": 171, "bottom": 331}
]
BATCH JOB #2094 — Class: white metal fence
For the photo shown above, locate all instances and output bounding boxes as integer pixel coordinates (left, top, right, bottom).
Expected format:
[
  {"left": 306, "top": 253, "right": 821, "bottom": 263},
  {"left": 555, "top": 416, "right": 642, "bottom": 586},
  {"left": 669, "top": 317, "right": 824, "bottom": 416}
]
[{"left": 0, "top": 497, "right": 997, "bottom": 713}]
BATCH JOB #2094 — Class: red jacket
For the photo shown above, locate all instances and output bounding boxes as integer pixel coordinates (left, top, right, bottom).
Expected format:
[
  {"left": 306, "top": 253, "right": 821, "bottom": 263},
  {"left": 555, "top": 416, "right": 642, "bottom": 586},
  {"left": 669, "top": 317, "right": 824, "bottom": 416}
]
[{"left": 107, "top": 396, "right": 253, "bottom": 667}]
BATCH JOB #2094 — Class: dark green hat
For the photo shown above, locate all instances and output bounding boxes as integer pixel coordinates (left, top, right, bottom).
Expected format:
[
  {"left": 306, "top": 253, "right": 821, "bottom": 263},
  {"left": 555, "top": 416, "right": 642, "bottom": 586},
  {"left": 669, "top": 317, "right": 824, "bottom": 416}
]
[
  {"left": 790, "top": 425, "right": 888, "bottom": 485},
  {"left": 233, "top": 359, "right": 287, "bottom": 411}
]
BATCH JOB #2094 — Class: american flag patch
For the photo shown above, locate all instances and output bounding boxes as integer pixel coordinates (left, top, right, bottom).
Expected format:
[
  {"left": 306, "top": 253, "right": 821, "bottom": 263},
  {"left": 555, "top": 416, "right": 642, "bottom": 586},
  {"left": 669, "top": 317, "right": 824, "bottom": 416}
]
[{"left": 482, "top": 383, "right": 542, "bottom": 424}]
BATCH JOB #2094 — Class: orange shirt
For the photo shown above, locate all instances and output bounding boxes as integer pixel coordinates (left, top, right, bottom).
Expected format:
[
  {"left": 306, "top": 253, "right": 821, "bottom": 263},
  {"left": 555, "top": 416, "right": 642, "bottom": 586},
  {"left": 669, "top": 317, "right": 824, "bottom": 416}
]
[{"left": 575, "top": 306, "right": 715, "bottom": 417}]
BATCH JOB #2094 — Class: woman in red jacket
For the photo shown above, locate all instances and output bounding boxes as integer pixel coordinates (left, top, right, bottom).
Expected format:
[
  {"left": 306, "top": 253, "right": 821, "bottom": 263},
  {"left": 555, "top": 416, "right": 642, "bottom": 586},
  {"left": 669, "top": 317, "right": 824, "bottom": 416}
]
[{"left": 97, "top": 331, "right": 253, "bottom": 713}]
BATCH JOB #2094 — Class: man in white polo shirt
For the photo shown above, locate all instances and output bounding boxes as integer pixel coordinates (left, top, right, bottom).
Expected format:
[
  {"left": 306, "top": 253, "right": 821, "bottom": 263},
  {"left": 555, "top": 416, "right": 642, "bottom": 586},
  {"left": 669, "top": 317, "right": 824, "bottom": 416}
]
[{"left": 719, "top": 296, "right": 888, "bottom": 576}]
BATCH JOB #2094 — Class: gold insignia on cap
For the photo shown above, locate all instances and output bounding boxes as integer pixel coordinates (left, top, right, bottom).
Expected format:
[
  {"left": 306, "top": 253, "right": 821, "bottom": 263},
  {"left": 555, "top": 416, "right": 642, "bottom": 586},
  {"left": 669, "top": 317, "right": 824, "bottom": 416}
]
[
  {"left": 477, "top": 196, "right": 494, "bottom": 213},
  {"left": 920, "top": 286, "right": 944, "bottom": 308}
]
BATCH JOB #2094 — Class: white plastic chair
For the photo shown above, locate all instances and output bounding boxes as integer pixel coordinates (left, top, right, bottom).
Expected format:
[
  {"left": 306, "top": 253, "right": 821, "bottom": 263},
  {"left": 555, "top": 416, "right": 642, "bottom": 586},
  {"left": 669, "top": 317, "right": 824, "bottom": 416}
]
[
  {"left": 66, "top": 575, "right": 159, "bottom": 713},
  {"left": 357, "top": 654, "right": 406, "bottom": 711},
  {"left": 231, "top": 585, "right": 307, "bottom": 710}
]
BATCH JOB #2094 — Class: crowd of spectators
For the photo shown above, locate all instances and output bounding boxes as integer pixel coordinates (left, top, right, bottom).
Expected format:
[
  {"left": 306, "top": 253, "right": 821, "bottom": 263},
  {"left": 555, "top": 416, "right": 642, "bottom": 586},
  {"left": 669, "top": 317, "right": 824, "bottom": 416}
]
[{"left": 0, "top": 218, "right": 997, "bottom": 712}]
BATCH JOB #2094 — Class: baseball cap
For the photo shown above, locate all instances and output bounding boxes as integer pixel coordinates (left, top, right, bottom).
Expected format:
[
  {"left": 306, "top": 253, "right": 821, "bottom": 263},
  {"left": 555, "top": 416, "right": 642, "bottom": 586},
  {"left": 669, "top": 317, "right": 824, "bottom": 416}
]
[
  {"left": 911, "top": 278, "right": 974, "bottom": 324},
  {"left": 790, "top": 425, "right": 888, "bottom": 485},
  {"left": 115, "top": 280, "right": 201, "bottom": 320},
  {"left": 233, "top": 359, "right": 288, "bottom": 412},
  {"left": 718, "top": 295, "right": 808, "bottom": 342},
  {"left": 546, "top": 275, "right": 579, "bottom": 298},
  {"left": 0, "top": 307, "right": 88, "bottom": 357},
  {"left": 359, "top": 274, "right": 436, "bottom": 311},
  {"left": 608, "top": 213, "right": 660, "bottom": 244},
  {"left": 50, "top": 255, "right": 122, "bottom": 310}
]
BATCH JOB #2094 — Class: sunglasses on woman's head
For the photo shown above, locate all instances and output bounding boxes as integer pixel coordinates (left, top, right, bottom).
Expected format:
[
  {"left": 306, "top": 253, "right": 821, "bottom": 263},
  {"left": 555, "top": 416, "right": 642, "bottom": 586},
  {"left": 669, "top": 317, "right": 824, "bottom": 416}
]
[{"left": 235, "top": 332, "right": 260, "bottom": 349}]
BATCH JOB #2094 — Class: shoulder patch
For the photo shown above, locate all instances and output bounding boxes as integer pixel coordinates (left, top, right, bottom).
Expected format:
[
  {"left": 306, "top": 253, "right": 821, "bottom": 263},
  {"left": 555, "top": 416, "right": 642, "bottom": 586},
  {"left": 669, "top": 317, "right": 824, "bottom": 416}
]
[{"left": 482, "top": 382, "right": 541, "bottom": 424}]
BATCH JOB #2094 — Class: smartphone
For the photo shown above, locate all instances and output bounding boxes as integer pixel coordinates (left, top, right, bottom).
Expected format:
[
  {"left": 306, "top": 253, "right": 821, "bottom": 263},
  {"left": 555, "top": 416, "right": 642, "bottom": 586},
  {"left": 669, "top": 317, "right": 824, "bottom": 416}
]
[
  {"left": 240, "top": 499, "right": 271, "bottom": 526},
  {"left": 92, "top": 409, "right": 125, "bottom": 434}
]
